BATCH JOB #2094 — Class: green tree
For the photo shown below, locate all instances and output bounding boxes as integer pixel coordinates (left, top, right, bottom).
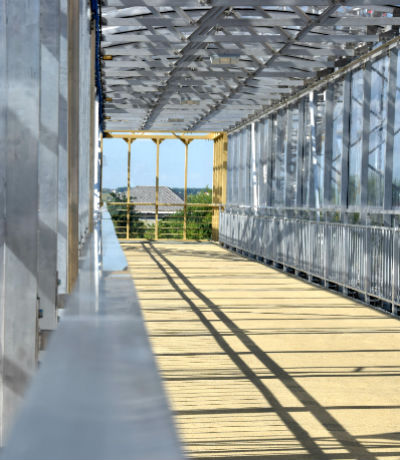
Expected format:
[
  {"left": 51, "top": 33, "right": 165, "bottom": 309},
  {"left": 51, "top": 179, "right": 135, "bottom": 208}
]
[
  {"left": 107, "top": 192, "right": 148, "bottom": 238},
  {"left": 158, "top": 187, "right": 212, "bottom": 240},
  {"left": 108, "top": 187, "right": 213, "bottom": 240}
]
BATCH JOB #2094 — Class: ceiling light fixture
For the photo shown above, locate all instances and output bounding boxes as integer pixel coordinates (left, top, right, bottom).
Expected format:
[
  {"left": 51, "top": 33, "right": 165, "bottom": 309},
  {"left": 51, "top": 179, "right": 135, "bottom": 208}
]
[
  {"left": 210, "top": 53, "right": 240, "bottom": 66},
  {"left": 168, "top": 118, "right": 185, "bottom": 122}
]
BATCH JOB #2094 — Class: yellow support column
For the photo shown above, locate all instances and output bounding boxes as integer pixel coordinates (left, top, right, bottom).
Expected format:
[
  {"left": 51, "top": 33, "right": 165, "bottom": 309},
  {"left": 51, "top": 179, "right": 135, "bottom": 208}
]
[
  {"left": 212, "top": 133, "right": 228, "bottom": 241},
  {"left": 183, "top": 140, "right": 191, "bottom": 241},
  {"left": 212, "top": 136, "right": 219, "bottom": 241},
  {"left": 126, "top": 139, "right": 132, "bottom": 239},
  {"left": 154, "top": 139, "right": 161, "bottom": 240}
]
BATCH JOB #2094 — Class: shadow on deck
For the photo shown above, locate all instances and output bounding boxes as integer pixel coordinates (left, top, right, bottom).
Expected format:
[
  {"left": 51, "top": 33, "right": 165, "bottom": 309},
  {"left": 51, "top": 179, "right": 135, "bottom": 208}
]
[{"left": 123, "top": 241, "right": 400, "bottom": 460}]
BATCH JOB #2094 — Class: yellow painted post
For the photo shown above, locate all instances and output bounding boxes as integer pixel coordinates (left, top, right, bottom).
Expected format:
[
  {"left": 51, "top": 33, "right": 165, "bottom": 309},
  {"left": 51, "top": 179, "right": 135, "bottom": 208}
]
[
  {"left": 155, "top": 139, "right": 160, "bottom": 240},
  {"left": 67, "top": 0, "right": 80, "bottom": 292},
  {"left": 183, "top": 141, "right": 189, "bottom": 240},
  {"left": 211, "top": 133, "right": 227, "bottom": 241},
  {"left": 212, "top": 136, "right": 219, "bottom": 241},
  {"left": 126, "top": 139, "right": 131, "bottom": 239}
]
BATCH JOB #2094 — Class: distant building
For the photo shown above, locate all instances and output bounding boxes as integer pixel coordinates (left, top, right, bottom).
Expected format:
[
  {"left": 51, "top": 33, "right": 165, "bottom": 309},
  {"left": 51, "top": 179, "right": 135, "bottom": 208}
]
[{"left": 130, "top": 186, "right": 183, "bottom": 220}]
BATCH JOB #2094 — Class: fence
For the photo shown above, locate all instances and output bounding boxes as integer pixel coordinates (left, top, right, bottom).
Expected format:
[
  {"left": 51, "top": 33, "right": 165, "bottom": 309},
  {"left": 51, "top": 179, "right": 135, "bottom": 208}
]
[
  {"left": 107, "top": 202, "right": 219, "bottom": 241},
  {"left": 220, "top": 208, "right": 400, "bottom": 316}
]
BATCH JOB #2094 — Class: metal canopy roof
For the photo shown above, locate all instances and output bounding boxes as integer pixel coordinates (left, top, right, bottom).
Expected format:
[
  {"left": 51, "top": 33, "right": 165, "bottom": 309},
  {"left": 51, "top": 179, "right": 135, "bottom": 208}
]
[{"left": 100, "top": 2, "right": 400, "bottom": 132}]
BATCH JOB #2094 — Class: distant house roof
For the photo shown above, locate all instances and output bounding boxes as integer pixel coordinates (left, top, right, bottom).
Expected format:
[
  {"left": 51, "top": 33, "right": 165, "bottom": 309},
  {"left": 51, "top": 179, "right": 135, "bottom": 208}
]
[{"left": 130, "top": 186, "right": 183, "bottom": 214}]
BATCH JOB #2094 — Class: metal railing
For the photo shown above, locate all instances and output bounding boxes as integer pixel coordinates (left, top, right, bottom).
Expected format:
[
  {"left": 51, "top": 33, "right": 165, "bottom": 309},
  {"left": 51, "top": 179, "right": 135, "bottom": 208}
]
[
  {"left": 220, "top": 208, "right": 400, "bottom": 316},
  {"left": 107, "top": 202, "right": 219, "bottom": 241}
]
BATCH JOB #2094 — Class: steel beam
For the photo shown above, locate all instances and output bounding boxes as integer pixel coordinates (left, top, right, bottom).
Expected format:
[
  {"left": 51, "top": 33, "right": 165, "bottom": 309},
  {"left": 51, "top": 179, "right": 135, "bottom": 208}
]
[
  {"left": 341, "top": 74, "right": 351, "bottom": 213},
  {"left": 265, "top": 117, "right": 273, "bottom": 207},
  {"left": 190, "top": 4, "right": 341, "bottom": 131},
  {"left": 323, "top": 84, "right": 334, "bottom": 206},
  {"left": 361, "top": 62, "right": 372, "bottom": 213},
  {"left": 296, "top": 99, "right": 305, "bottom": 208}
]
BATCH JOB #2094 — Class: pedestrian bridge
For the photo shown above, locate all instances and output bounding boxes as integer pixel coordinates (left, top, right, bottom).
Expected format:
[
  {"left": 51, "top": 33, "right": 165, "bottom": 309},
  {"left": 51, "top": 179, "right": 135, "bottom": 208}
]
[
  {"left": 124, "top": 241, "right": 400, "bottom": 460},
  {"left": 2, "top": 1, "right": 400, "bottom": 459}
]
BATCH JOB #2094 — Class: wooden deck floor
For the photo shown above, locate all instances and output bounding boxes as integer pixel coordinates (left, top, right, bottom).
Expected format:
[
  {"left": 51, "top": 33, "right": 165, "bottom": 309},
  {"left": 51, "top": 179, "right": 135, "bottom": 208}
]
[{"left": 122, "top": 242, "right": 400, "bottom": 460}]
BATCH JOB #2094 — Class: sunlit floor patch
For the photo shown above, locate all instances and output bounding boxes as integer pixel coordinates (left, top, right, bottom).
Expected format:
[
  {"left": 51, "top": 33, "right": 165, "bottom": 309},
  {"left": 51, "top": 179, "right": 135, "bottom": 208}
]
[{"left": 123, "top": 242, "right": 400, "bottom": 460}]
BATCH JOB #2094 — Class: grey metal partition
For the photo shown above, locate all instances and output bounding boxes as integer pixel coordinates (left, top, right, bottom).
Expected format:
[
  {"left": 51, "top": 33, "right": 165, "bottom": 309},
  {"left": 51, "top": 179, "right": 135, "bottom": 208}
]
[
  {"left": 0, "top": 0, "right": 96, "bottom": 442},
  {"left": 78, "top": 0, "right": 92, "bottom": 245},
  {"left": 38, "top": 0, "right": 61, "bottom": 332},
  {"left": 0, "top": 1, "right": 41, "bottom": 442},
  {"left": 222, "top": 44, "right": 400, "bottom": 317},
  {"left": 220, "top": 209, "right": 400, "bottom": 315}
]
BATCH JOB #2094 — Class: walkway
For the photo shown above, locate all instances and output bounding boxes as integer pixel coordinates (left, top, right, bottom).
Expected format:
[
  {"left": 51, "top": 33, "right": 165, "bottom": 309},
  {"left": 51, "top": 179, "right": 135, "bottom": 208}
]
[{"left": 122, "top": 242, "right": 400, "bottom": 460}]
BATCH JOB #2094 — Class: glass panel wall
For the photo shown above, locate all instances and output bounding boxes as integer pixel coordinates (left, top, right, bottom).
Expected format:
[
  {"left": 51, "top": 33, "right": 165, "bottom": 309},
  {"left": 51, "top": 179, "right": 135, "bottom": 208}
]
[
  {"left": 330, "top": 80, "right": 345, "bottom": 205},
  {"left": 245, "top": 126, "right": 252, "bottom": 206},
  {"left": 303, "top": 95, "right": 312, "bottom": 206},
  {"left": 226, "top": 131, "right": 234, "bottom": 204},
  {"left": 348, "top": 69, "right": 364, "bottom": 206},
  {"left": 226, "top": 47, "right": 398, "bottom": 220},
  {"left": 368, "top": 56, "right": 389, "bottom": 207},
  {"left": 314, "top": 90, "right": 326, "bottom": 208},
  {"left": 258, "top": 119, "right": 269, "bottom": 207},
  {"left": 393, "top": 54, "right": 400, "bottom": 207},
  {"left": 285, "top": 105, "right": 299, "bottom": 207},
  {"left": 270, "top": 115, "right": 278, "bottom": 205},
  {"left": 237, "top": 128, "right": 244, "bottom": 205},
  {"left": 274, "top": 111, "right": 286, "bottom": 206}
]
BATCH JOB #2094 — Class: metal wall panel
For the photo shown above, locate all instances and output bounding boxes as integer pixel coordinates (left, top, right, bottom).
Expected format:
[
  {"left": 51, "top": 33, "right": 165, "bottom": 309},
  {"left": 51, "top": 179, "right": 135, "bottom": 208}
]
[
  {"left": 245, "top": 126, "right": 252, "bottom": 207},
  {"left": 227, "top": 48, "right": 400, "bottom": 216},
  {"left": 221, "top": 210, "right": 399, "bottom": 314},
  {"left": 255, "top": 121, "right": 264, "bottom": 207},
  {"left": 225, "top": 47, "right": 400, "bottom": 315},
  {"left": 2, "top": 0, "right": 41, "bottom": 441},
  {"left": 226, "top": 129, "right": 233, "bottom": 204},
  {"left": 78, "top": 0, "right": 91, "bottom": 245},
  {"left": 57, "top": 0, "right": 69, "bottom": 296},
  {"left": 0, "top": 1, "right": 7, "bottom": 444},
  {"left": 38, "top": 0, "right": 60, "bottom": 331}
]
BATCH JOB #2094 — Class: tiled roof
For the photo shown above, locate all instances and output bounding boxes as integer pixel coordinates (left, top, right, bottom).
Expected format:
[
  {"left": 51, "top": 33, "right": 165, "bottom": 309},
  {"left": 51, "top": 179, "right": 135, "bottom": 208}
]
[{"left": 130, "top": 186, "right": 183, "bottom": 214}]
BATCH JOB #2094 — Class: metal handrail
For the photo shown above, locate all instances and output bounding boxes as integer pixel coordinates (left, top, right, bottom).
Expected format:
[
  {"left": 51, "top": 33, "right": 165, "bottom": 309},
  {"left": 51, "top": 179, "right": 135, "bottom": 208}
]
[{"left": 220, "top": 209, "right": 400, "bottom": 316}]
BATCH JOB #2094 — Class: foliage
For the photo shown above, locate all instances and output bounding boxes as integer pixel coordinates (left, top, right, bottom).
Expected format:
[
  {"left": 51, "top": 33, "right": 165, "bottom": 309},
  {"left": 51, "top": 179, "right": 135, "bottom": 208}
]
[
  {"left": 158, "top": 187, "right": 212, "bottom": 239},
  {"left": 106, "top": 188, "right": 213, "bottom": 240},
  {"left": 107, "top": 192, "right": 152, "bottom": 239}
]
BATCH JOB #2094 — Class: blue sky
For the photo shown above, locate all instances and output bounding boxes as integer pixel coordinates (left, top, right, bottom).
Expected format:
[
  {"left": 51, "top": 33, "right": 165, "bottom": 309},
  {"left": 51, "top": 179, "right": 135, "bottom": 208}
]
[{"left": 103, "top": 137, "right": 214, "bottom": 189}]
